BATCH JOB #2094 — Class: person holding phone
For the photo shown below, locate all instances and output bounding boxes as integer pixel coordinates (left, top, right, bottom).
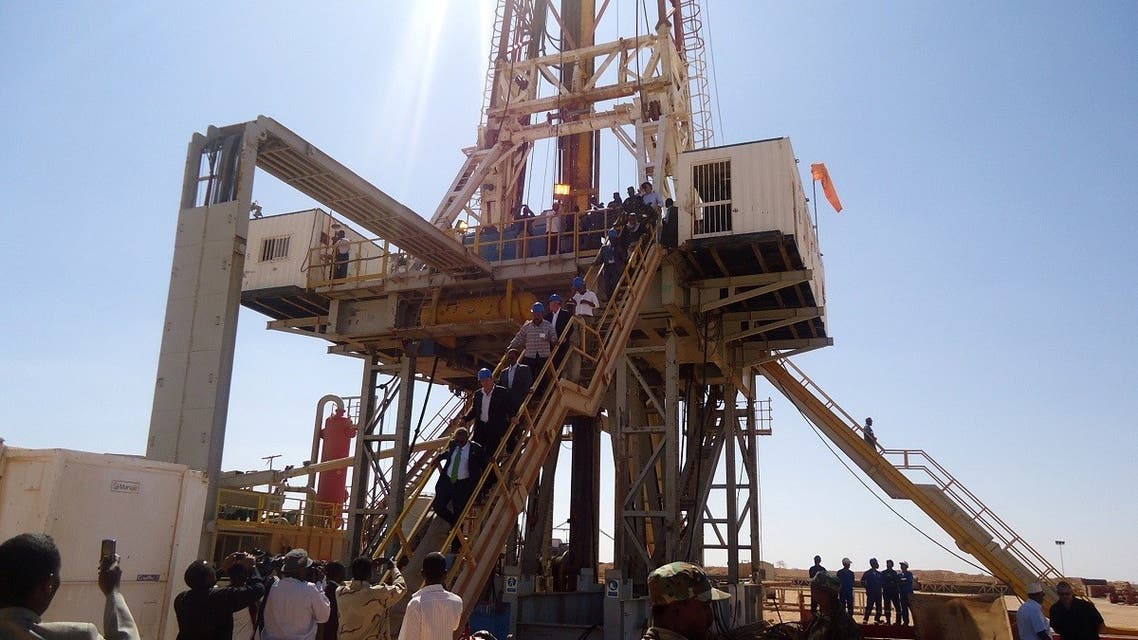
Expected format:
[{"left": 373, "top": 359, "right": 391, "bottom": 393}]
[
  {"left": 0, "top": 533, "right": 140, "bottom": 640},
  {"left": 174, "top": 551, "right": 266, "bottom": 640}
]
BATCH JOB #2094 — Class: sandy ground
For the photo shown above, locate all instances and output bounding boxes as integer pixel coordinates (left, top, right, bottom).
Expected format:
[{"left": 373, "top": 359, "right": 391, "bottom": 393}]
[{"left": 762, "top": 593, "right": 1138, "bottom": 632}]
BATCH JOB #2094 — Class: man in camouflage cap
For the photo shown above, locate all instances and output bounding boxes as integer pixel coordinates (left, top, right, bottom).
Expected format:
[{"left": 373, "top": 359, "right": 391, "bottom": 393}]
[{"left": 643, "top": 562, "right": 730, "bottom": 640}]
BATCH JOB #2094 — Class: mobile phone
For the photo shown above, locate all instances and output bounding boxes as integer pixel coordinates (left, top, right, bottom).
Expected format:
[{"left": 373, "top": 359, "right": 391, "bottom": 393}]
[{"left": 100, "top": 539, "right": 116, "bottom": 567}]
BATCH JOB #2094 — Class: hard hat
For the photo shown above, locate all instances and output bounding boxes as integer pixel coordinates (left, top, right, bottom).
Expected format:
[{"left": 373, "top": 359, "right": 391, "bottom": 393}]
[
  {"left": 549, "top": 293, "right": 562, "bottom": 303},
  {"left": 572, "top": 276, "right": 585, "bottom": 288},
  {"left": 531, "top": 302, "right": 545, "bottom": 314},
  {"left": 1027, "top": 582, "right": 1043, "bottom": 594},
  {"left": 608, "top": 228, "right": 619, "bottom": 238},
  {"left": 842, "top": 557, "right": 851, "bottom": 565},
  {"left": 477, "top": 368, "right": 493, "bottom": 381}
]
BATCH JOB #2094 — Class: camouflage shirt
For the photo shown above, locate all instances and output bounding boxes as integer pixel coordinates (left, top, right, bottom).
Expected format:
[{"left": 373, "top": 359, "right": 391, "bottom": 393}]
[{"left": 805, "top": 610, "right": 863, "bottom": 640}]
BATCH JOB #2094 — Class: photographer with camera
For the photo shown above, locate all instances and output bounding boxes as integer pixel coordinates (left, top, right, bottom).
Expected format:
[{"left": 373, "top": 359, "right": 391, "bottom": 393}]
[
  {"left": 174, "top": 551, "right": 266, "bottom": 640},
  {"left": 0, "top": 533, "right": 139, "bottom": 640},
  {"left": 335, "top": 556, "right": 405, "bottom": 640},
  {"left": 261, "top": 549, "right": 330, "bottom": 640}
]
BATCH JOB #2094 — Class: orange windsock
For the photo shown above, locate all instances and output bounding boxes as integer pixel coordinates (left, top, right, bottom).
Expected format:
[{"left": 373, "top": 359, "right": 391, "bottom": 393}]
[{"left": 810, "top": 162, "right": 843, "bottom": 213}]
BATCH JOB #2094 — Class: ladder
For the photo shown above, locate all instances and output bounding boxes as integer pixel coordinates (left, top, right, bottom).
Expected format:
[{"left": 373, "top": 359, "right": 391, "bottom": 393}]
[
  {"left": 373, "top": 234, "right": 665, "bottom": 621},
  {"left": 758, "top": 357, "right": 1062, "bottom": 606}
]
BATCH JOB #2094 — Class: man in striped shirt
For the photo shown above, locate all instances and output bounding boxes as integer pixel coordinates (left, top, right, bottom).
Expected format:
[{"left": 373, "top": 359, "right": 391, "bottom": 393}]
[{"left": 507, "top": 302, "right": 557, "bottom": 376}]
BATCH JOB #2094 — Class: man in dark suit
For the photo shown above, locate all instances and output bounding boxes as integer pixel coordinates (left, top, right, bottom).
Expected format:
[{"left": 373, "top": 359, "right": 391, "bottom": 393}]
[
  {"left": 463, "top": 368, "right": 513, "bottom": 457},
  {"left": 545, "top": 293, "right": 573, "bottom": 377},
  {"left": 544, "top": 293, "right": 573, "bottom": 340},
  {"left": 501, "top": 359, "right": 533, "bottom": 415},
  {"left": 432, "top": 427, "right": 485, "bottom": 527}
]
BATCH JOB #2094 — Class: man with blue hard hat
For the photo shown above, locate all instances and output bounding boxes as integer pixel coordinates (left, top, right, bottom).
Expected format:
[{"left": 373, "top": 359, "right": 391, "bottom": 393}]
[
  {"left": 461, "top": 367, "right": 513, "bottom": 458},
  {"left": 571, "top": 276, "right": 598, "bottom": 318},
  {"left": 544, "top": 292, "right": 573, "bottom": 381},
  {"left": 545, "top": 293, "right": 572, "bottom": 341},
  {"left": 643, "top": 561, "right": 730, "bottom": 640},
  {"left": 507, "top": 302, "right": 556, "bottom": 378}
]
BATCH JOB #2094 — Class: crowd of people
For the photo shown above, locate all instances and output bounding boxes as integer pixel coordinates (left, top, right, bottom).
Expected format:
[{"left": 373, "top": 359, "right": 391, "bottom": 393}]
[
  {"left": 0, "top": 533, "right": 502, "bottom": 640},
  {"left": 1, "top": 532, "right": 1112, "bottom": 640},
  {"left": 459, "top": 181, "right": 679, "bottom": 270}
]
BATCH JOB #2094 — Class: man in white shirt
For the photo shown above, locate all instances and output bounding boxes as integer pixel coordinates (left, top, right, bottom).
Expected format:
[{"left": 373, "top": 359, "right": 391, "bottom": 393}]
[
  {"left": 570, "top": 277, "right": 598, "bottom": 318},
  {"left": 1016, "top": 582, "right": 1053, "bottom": 640},
  {"left": 639, "top": 181, "right": 664, "bottom": 225},
  {"left": 1019, "top": 580, "right": 1051, "bottom": 637},
  {"left": 568, "top": 277, "right": 599, "bottom": 382},
  {"left": 396, "top": 553, "right": 462, "bottom": 640},
  {"left": 261, "top": 549, "right": 331, "bottom": 640},
  {"left": 333, "top": 231, "right": 350, "bottom": 279}
]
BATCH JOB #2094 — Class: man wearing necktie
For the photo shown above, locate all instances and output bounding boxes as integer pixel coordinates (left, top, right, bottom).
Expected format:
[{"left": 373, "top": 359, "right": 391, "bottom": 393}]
[
  {"left": 463, "top": 368, "right": 514, "bottom": 457},
  {"left": 431, "top": 428, "right": 485, "bottom": 528},
  {"left": 502, "top": 359, "right": 533, "bottom": 415}
]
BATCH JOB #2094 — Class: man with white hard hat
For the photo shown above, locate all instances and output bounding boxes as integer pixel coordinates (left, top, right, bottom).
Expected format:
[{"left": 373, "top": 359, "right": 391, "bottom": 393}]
[
  {"left": 1017, "top": 582, "right": 1053, "bottom": 640},
  {"left": 836, "top": 557, "right": 856, "bottom": 616}
]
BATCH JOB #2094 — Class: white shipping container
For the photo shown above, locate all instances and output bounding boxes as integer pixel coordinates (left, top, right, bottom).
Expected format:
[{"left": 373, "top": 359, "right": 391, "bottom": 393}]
[
  {"left": 242, "top": 208, "right": 388, "bottom": 293},
  {"left": 676, "top": 136, "right": 826, "bottom": 310},
  {"left": 0, "top": 445, "right": 207, "bottom": 640}
]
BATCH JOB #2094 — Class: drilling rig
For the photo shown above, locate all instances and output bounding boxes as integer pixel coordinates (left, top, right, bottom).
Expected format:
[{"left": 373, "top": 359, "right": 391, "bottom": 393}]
[{"left": 145, "top": 1, "right": 1066, "bottom": 637}]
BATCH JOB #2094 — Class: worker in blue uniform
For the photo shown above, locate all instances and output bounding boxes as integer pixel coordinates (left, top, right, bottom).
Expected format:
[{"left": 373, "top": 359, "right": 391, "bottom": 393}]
[
  {"left": 881, "top": 559, "right": 901, "bottom": 624},
  {"left": 861, "top": 558, "right": 883, "bottom": 624},
  {"left": 897, "top": 561, "right": 914, "bottom": 626},
  {"left": 836, "top": 557, "right": 856, "bottom": 616}
]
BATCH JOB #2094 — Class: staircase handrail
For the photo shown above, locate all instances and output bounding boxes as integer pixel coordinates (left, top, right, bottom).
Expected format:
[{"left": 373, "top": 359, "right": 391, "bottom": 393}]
[
  {"left": 442, "top": 236, "right": 664, "bottom": 616},
  {"left": 767, "top": 356, "right": 1063, "bottom": 596},
  {"left": 881, "top": 447, "right": 1063, "bottom": 583}
]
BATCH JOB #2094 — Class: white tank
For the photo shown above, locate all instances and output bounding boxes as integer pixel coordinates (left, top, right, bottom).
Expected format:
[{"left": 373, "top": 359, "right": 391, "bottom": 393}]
[{"left": 0, "top": 443, "right": 207, "bottom": 640}]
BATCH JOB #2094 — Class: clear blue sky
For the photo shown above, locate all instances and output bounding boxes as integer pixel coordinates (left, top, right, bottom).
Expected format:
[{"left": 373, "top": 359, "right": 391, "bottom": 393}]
[{"left": 2, "top": 2, "right": 1135, "bottom": 582}]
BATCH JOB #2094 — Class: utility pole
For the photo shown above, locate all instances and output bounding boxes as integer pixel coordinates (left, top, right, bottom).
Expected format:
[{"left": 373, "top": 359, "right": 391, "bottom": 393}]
[
  {"left": 262, "top": 454, "right": 282, "bottom": 472},
  {"left": 1054, "top": 540, "right": 1066, "bottom": 576}
]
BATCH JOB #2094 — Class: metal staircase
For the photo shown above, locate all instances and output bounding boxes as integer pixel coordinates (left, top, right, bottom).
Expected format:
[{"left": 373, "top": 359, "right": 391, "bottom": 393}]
[
  {"left": 758, "top": 357, "right": 1062, "bottom": 605},
  {"left": 371, "top": 234, "right": 664, "bottom": 621},
  {"left": 359, "top": 392, "right": 473, "bottom": 556}
]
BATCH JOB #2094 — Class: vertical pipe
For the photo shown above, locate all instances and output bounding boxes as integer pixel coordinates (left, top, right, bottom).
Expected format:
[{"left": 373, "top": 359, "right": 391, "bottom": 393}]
[
  {"left": 559, "top": 0, "right": 596, "bottom": 214},
  {"left": 387, "top": 348, "right": 417, "bottom": 556},
  {"left": 664, "top": 323, "right": 679, "bottom": 560},
  {"left": 345, "top": 353, "right": 378, "bottom": 557},
  {"left": 610, "top": 355, "right": 629, "bottom": 574},
  {"left": 747, "top": 396, "right": 762, "bottom": 583},
  {"left": 724, "top": 385, "right": 739, "bottom": 584}
]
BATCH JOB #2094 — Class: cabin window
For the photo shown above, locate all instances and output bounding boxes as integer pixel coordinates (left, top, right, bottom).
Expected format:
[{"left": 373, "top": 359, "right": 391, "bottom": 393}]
[
  {"left": 692, "top": 159, "right": 732, "bottom": 235},
  {"left": 260, "top": 235, "right": 291, "bottom": 262}
]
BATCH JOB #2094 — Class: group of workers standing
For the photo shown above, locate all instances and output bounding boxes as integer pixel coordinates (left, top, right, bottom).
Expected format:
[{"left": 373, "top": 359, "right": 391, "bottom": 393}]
[{"left": 810, "top": 555, "right": 914, "bottom": 627}]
